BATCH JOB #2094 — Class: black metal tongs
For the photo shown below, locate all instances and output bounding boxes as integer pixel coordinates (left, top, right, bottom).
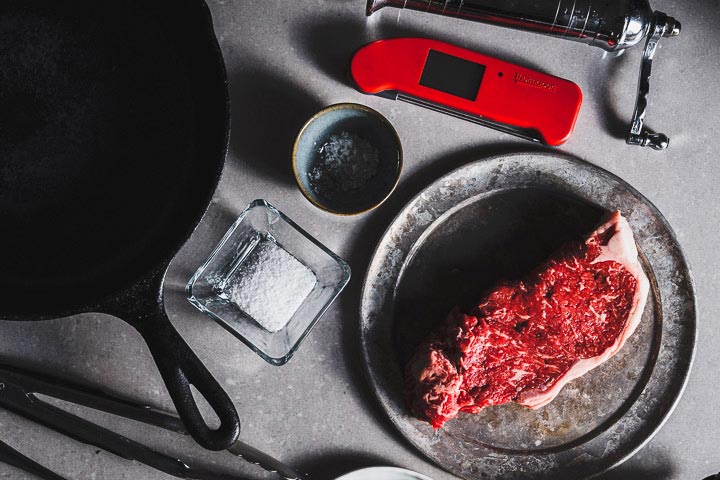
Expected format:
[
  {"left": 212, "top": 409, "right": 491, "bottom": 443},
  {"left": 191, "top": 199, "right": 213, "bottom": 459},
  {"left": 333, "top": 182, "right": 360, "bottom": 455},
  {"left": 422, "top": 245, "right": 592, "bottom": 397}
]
[{"left": 0, "top": 363, "right": 303, "bottom": 480}]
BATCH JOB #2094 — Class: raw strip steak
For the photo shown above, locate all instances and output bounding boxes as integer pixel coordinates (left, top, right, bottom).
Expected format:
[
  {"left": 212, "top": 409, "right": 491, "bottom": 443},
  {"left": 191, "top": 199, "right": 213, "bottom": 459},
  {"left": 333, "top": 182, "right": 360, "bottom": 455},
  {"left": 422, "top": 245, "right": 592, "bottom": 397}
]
[{"left": 405, "top": 211, "right": 649, "bottom": 428}]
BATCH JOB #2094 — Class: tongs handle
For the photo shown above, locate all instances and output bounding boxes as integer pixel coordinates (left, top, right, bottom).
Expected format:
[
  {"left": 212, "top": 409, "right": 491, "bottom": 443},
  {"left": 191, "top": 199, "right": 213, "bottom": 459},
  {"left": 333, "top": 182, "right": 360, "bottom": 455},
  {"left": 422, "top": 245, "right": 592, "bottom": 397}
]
[
  {"left": 0, "top": 364, "right": 305, "bottom": 480},
  {"left": 0, "top": 438, "right": 66, "bottom": 480},
  {"left": 0, "top": 365, "right": 246, "bottom": 480},
  {"left": 0, "top": 364, "right": 186, "bottom": 432},
  {"left": 229, "top": 441, "right": 305, "bottom": 480}
]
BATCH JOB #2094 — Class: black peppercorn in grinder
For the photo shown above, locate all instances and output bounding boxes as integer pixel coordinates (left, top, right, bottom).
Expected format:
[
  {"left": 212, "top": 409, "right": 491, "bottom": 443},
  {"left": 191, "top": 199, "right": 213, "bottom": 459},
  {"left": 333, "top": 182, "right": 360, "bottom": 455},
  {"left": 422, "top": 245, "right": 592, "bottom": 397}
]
[{"left": 366, "top": 0, "right": 680, "bottom": 150}]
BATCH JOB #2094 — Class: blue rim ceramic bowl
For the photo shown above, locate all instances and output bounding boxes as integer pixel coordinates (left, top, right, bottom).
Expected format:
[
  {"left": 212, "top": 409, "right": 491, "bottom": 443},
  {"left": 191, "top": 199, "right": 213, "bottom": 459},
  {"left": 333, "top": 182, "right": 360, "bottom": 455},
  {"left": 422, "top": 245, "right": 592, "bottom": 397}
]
[{"left": 292, "top": 103, "right": 402, "bottom": 215}]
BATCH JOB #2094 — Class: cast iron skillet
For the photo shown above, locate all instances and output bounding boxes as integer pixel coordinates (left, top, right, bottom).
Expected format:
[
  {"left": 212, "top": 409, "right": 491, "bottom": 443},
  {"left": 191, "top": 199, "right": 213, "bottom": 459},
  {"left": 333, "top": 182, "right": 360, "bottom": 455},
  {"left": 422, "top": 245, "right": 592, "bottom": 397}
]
[{"left": 0, "top": 0, "right": 240, "bottom": 450}]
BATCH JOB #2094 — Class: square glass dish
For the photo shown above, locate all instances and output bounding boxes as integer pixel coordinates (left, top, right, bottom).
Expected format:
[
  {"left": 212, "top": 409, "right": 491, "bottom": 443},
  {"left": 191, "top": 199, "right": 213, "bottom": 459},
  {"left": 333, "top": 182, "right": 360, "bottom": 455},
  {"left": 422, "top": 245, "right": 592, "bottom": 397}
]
[{"left": 186, "top": 199, "right": 351, "bottom": 365}]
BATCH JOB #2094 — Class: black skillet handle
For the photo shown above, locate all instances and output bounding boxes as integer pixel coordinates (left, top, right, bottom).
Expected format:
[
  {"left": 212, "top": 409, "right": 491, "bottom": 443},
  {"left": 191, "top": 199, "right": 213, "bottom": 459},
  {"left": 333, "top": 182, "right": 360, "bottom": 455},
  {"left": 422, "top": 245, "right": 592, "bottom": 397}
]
[{"left": 102, "top": 267, "right": 240, "bottom": 451}]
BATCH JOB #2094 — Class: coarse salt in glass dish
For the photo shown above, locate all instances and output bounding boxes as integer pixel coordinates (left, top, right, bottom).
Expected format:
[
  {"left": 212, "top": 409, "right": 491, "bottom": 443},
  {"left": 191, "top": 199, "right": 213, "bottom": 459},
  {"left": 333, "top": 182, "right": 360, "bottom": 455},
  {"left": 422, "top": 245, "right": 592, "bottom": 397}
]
[{"left": 186, "top": 199, "right": 351, "bottom": 365}]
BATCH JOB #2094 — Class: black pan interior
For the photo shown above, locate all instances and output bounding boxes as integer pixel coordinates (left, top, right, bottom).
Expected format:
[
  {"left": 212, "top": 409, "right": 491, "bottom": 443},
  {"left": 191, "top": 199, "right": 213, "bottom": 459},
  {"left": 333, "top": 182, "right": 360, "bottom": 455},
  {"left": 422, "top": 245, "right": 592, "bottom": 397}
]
[{"left": 0, "top": 0, "right": 228, "bottom": 316}]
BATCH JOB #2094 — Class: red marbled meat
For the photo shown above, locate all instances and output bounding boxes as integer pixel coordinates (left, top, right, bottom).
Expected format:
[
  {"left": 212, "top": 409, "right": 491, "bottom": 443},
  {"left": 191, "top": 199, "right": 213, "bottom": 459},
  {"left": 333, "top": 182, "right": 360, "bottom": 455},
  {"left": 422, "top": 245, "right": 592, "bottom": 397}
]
[{"left": 405, "top": 211, "right": 650, "bottom": 429}]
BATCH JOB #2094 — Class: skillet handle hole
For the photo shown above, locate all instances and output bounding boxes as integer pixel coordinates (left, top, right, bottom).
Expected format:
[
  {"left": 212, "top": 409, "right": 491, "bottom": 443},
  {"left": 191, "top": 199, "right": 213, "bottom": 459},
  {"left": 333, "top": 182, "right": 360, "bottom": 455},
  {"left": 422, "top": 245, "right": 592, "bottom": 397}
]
[{"left": 190, "top": 384, "right": 222, "bottom": 430}]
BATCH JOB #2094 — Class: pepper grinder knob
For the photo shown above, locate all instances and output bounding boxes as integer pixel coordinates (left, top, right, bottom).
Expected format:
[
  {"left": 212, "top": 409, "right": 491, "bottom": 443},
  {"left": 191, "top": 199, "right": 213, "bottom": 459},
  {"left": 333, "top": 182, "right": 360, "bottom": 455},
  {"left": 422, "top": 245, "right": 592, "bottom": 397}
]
[
  {"left": 666, "top": 17, "right": 682, "bottom": 37},
  {"left": 627, "top": 131, "right": 670, "bottom": 150}
]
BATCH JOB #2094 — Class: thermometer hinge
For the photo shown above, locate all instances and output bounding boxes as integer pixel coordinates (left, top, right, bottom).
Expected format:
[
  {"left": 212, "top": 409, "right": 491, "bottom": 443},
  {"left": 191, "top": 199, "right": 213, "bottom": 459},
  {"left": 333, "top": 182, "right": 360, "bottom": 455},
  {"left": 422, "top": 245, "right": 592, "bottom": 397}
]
[{"left": 626, "top": 11, "right": 681, "bottom": 151}]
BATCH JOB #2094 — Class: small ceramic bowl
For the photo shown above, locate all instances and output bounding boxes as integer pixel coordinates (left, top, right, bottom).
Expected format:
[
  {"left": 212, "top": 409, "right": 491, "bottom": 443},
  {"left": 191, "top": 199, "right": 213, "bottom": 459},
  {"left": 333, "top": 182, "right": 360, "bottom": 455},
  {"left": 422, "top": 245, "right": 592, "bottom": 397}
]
[
  {"left": 333, "top": 467, "right": 434, "bottom": 480},
  {"left": 293, "top": 103, "right": 402, "bottom": 215}
]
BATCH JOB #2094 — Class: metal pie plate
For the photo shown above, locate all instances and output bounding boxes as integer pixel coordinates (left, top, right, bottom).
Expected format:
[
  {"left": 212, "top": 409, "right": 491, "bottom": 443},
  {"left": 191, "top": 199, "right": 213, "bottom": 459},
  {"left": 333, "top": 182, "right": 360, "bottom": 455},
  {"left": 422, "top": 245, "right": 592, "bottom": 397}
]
[{"left": 359, "top": 152, "right": 696, "bottom": 480}]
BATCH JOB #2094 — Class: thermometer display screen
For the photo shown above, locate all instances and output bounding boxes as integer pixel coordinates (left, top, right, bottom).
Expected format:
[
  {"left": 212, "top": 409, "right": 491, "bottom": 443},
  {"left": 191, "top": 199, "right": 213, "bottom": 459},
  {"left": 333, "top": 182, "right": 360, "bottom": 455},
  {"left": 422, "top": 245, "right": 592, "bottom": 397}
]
[{"left": 419, "top": 50, "right": 486, "bottom": 101}]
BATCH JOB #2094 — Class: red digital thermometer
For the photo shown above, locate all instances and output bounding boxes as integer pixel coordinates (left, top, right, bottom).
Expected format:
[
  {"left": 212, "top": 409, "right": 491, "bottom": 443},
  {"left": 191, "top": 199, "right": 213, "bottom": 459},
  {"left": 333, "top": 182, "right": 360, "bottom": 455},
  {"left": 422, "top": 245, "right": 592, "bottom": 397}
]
[{"left": 351, "top": 38, "right": 582, "bottom": 146}]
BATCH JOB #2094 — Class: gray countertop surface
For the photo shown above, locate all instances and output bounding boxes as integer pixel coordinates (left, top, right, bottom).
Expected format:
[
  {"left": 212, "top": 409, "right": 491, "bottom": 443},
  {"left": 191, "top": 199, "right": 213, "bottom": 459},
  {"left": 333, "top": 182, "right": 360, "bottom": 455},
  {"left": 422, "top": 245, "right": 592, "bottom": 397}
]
[{"left": 1, "top": 1, "right": 718, "bottom": 479}]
